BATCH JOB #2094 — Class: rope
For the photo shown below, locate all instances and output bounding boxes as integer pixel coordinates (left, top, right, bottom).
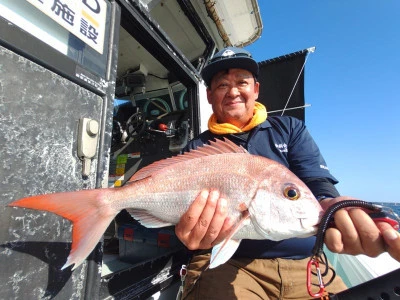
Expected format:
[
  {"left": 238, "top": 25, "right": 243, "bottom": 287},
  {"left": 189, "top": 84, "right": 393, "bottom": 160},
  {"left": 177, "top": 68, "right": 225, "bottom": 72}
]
[{"left": 281, "top": 47, "right": 314, "bottom": 116}]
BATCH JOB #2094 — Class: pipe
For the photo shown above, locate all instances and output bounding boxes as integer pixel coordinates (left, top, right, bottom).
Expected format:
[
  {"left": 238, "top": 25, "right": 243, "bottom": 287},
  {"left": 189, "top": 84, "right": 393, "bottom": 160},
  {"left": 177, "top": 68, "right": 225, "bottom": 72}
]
[{"left": 204, "top": 0, "right": 232, "bottom": 47}]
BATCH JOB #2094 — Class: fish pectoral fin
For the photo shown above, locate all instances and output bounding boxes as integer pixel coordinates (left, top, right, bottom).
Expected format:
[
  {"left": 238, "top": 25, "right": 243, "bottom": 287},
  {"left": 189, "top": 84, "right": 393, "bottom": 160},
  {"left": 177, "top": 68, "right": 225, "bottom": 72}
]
[
  {"left": 210, "top": 239, "right": 242, "bottom": 269},
  {"left": 209, "top": 212, "right": 251, "bottom": 268},
  {"left": 126, "top": 208, "right": 173, "bottom": 228}
]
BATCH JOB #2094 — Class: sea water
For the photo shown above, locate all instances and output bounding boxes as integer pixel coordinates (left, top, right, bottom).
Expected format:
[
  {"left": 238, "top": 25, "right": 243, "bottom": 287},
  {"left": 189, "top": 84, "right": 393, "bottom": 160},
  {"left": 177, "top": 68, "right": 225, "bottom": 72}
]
[{"left": 373, "top": 202, "right": 400, "bottom": 231}]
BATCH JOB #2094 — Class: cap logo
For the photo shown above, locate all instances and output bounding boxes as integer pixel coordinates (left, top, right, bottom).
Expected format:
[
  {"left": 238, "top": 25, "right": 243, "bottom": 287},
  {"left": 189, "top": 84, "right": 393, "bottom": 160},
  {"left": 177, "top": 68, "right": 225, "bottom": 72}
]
[{"left": 221, "top": 49, "right": 236, "bottom": 57}]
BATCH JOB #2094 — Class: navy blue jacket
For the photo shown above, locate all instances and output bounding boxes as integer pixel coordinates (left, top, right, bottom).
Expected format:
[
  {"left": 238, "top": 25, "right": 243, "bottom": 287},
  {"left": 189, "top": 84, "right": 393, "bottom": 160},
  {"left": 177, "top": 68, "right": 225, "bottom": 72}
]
[{"left": 183, "top": 116, "right": 339, "bottom": 259}]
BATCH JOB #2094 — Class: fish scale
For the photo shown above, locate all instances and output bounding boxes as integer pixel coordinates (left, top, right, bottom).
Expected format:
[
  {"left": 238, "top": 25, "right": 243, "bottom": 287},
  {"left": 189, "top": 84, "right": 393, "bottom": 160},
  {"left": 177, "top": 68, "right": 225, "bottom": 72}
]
[{"left": 121, "top": 161, "right": 262, "bottom": 223}]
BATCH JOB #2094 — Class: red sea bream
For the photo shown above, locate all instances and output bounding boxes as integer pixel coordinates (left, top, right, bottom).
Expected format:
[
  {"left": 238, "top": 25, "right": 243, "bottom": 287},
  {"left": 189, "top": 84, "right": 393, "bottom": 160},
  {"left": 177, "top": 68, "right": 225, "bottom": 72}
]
[{"left": 8, "top": 138, "right": 323, "bottom": 270}]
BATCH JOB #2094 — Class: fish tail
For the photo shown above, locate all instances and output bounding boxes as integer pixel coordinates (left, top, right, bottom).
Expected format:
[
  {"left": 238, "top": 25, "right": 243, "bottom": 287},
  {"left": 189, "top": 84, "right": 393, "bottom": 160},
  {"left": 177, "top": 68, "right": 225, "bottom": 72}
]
[{"left": 8, "top": 188, "right": 118, "bottom": 270}]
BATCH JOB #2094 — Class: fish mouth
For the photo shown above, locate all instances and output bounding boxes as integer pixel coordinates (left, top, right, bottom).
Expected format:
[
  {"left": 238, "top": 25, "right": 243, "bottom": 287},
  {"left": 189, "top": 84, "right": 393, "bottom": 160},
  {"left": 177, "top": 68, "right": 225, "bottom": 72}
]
[{"left": 300, "top": 218, "right": 319, "bottom": 234}]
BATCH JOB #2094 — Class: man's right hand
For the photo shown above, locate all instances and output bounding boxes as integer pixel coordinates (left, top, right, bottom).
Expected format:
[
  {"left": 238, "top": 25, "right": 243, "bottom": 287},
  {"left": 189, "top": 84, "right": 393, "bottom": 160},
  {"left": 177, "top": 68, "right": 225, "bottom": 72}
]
[{"left": 175, "top": 189, "right": 233, "bottom": 250}]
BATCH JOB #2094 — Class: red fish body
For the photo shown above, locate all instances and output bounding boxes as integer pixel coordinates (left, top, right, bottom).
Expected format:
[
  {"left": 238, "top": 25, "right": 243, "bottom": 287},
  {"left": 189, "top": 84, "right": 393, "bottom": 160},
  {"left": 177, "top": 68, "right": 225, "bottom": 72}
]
[{"left": 8, "top": 139, "right": 323, "bottom": 270}]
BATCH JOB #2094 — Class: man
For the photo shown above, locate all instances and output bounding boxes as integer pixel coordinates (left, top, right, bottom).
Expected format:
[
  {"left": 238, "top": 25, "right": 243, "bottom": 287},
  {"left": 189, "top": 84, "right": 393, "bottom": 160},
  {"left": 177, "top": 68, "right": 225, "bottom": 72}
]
[{"left": 175, "top": 47, "right": 400, "bottom": 299}]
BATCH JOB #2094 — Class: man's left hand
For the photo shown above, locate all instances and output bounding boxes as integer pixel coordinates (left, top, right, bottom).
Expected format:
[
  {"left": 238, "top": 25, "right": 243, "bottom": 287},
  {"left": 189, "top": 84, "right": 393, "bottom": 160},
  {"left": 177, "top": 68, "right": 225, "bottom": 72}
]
[{"left": 320, "top": 196, "right": 400, "bottom": 262}]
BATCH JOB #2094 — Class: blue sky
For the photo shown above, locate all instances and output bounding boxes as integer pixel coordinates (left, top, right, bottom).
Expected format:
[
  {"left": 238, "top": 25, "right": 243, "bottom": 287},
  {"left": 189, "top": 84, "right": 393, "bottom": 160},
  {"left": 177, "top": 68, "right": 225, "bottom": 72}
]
[{"left": 246, "top": 1, "right": 400, "bottom": 203}]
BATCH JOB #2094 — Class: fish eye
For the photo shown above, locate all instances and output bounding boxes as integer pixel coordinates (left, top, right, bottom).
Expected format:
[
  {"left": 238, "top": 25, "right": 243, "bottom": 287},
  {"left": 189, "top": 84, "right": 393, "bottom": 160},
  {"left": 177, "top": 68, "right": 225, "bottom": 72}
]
[{"left": 283, "top": 185, "right": 300, "bottom": 200}]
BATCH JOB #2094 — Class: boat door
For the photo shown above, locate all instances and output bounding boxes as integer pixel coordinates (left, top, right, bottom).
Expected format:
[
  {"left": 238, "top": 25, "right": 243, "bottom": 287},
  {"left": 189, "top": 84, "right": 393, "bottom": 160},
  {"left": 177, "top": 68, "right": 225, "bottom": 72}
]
[{"left": 0, "top": 0, "right": 119, "bottom": 298}]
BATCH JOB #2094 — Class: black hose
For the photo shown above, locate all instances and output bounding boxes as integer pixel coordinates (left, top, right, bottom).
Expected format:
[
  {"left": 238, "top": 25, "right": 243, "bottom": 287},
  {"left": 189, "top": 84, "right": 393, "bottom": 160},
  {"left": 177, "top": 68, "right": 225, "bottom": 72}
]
[{"left": 312, "top": 200, "right": 383, "bottom": 257}]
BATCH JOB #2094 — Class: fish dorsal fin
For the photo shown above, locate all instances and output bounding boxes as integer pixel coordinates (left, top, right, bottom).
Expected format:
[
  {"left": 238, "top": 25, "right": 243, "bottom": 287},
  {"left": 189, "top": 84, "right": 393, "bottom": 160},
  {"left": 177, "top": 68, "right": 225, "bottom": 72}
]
[
  {"left": 126, "top": 208, "right": 173, "bottom": 228},
  {"left": 209, "top": 211, "right": 251, "bottom": 269},
  {"left": 128, "top": 138, "right": 247, "bottom": 182}
]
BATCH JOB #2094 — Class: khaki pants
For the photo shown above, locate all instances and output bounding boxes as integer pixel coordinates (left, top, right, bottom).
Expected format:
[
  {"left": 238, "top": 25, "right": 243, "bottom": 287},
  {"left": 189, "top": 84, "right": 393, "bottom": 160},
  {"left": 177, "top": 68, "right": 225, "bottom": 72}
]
[{"left": 182, "top": 253, "right": 347, "bottom": 300}]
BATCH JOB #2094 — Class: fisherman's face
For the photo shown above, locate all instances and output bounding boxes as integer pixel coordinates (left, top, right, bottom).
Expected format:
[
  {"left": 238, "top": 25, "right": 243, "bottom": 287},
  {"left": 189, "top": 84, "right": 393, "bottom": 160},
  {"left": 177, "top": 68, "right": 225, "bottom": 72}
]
[{"left": 207, "top": 68, "right": 260, "bottom": 129}]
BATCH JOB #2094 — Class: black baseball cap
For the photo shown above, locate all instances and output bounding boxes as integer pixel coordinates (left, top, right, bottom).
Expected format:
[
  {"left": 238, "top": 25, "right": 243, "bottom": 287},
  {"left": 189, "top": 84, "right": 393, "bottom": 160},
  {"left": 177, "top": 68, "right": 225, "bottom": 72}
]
[{"left": 201, "top": 47, "right": 259, "bottom": 87}]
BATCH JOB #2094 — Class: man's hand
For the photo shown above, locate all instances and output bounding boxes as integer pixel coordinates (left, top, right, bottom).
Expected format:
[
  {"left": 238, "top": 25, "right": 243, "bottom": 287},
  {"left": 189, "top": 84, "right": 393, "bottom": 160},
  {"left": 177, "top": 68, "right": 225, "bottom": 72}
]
[
  {"left": 175, "top": 189, "right": 233, "bottom": 250},
  {"left": 377, "top": 221, "right": 400, "bottom": 262},
  {"left": 321, "top": 196, "right": 400, "bottom": 261}
]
